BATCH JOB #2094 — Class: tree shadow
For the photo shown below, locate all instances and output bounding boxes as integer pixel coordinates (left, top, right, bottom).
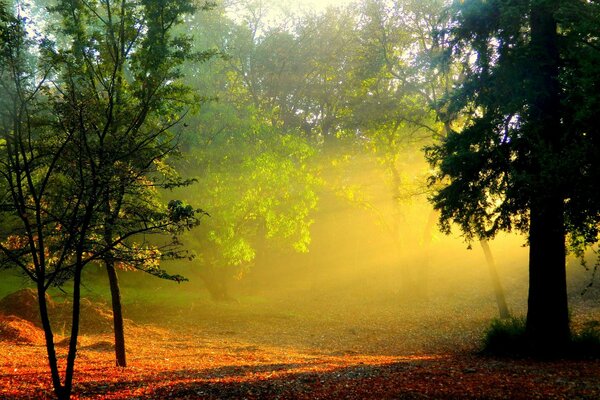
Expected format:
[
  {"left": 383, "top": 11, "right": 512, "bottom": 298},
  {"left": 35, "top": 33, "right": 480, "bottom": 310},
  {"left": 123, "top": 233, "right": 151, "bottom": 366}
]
[
  {"left": 10, "top": 354, "right": 600, "bottom": 399},
  {"left": 71, "top": 360, "right": 431, "bottom": 399}
]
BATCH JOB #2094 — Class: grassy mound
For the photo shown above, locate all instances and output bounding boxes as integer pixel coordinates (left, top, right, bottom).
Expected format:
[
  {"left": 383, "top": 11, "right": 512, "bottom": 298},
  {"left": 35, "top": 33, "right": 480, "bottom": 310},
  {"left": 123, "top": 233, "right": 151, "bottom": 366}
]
[
  {"left": 571, "top": 321, "right": 600, "bottom": 358},
  {"left": 482, "top": 316, "right": 528, "bottom": 356}
]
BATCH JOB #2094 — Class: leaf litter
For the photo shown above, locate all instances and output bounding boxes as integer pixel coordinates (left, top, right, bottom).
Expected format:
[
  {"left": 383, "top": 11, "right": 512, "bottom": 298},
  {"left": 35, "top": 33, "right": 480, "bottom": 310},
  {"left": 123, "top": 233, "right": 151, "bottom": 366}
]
[{"left": 1, "top": 294, "right": 600, "bottom": 399}]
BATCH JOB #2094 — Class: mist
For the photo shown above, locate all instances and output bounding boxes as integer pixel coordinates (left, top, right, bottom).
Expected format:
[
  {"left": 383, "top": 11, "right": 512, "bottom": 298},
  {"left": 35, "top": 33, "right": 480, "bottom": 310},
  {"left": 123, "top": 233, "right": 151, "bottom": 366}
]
[{"left": 69, "top": 149, "right": 596, "bottom": 356}]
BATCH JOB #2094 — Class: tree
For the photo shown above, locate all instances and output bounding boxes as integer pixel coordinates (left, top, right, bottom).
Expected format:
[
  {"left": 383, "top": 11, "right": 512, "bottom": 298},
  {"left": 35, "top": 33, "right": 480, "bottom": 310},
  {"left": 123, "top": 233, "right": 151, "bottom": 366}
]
[
  {"left": 173, "top": 3, "right": 324, "bottom": 300},
  {"left": 426, "top": 0, "right": 600, "bottom": 353},
  {"left": 0, "top": 0, "right": 201, "bottom": 397},
  {"left": 48, "top": 0, "right": 212, "bottom": 369},
  {"left": 180, "top": 110, "right": 319, "bottom": 299},
  {"left": 349, "top": 0, "right": 441, "bottom": 299}
]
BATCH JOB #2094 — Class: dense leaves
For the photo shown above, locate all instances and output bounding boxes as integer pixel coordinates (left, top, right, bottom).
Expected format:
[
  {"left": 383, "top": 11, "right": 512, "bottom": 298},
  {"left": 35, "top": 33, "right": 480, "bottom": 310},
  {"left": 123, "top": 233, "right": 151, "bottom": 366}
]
[{"left": 426, "top": 0, "right": 600, "bottom": 246}]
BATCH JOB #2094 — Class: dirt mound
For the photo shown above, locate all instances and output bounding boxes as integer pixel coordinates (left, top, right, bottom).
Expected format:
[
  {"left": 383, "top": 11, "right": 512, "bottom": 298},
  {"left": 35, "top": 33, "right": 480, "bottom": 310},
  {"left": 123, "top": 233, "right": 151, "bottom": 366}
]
[
  {"left": 0, "top": 314, "right": 45, "bottom": 344},
  {"left": 0, "top": 289, "right": 115, "bottom": 334},
  {"left": 76, "top": 298, "right": 114, "bottom": 334},
  {"left": 83, "top": 340, "right": 114, "bottom": 351},
  {"left": 0, "top": 288, "right": 54, "bottom": 326},
  {"left": 55, "top": 336, "right": 78, "bottom": 347},
  {"left": 48, "top": 298, "right": 115, "bottom": 334}
]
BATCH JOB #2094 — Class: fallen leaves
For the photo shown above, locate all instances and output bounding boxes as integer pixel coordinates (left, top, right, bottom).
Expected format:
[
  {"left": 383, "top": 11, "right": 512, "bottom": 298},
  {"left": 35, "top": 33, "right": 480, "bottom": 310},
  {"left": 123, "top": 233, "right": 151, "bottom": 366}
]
[
  {"left": 1, "top": 325, "right": 600, "bottom": 399},
  {"left": 1, "top": 293, "right": 599, "bottom": 399}
]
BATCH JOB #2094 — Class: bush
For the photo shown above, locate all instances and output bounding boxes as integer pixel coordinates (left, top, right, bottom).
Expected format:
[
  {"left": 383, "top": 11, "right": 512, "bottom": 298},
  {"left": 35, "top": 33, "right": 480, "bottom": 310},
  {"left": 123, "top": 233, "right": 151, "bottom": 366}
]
[
  {"left": 571, "top": 321, "right": 600, "bottom": 358},
  {"left": 482, "top": 316, "right": 528, "bottom": 356},
  {"left": 482, "top": 317, "right": 600, "bottom": 358}
]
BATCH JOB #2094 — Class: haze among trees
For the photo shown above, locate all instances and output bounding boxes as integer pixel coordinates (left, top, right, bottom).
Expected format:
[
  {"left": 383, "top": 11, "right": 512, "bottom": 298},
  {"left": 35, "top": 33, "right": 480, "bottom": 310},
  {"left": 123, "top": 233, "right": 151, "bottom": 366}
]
[{"left": 0, "top": 0, "right": 599, "bottom": 399}]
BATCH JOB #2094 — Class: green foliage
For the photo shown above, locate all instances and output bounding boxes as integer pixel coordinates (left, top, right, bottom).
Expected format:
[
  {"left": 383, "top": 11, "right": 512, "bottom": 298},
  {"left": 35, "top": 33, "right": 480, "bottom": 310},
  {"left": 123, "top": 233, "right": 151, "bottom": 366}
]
[
  {"left": 168, "top": 200, "right": 206, "bottom": 222},
  {"left": 426, "top": 0, "right": 600, "bottom": 247},
  {"left": 182, "top": 103, "right": 320, "bottom": 270},
  {"left": 0, "top": 0, "right": 205, "bottom": 395},
  {"left": 174, "top": 0, "right": 454, "bottom": 287},
  {"left": 39, "top": 0, "right": 208, "bottom": 279},
  {"left": 424, "top": 0, "right": 600, "bottom": 352},
  {"left": 175, "top": 5, "right": 350, "bottom": 279}
]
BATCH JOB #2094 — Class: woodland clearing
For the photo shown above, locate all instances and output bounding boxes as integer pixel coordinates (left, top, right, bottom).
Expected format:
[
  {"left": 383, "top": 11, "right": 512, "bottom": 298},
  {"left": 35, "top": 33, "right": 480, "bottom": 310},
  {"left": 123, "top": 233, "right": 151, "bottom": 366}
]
[{"left": 1, "top": 286, "right": 600, "bottom": 399}]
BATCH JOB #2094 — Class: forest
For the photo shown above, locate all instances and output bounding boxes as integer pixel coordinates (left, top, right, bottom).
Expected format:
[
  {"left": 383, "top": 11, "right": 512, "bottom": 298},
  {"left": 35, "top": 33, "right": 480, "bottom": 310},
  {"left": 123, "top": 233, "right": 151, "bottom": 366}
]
[{"left": 0, "top": 0, "right": 599, "bottom": 398}]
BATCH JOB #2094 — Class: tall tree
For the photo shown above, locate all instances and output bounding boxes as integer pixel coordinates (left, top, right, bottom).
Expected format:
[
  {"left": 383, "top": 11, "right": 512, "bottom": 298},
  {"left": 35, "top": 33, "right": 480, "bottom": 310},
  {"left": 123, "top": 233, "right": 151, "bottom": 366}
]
[
  {"left": 47, "top": 0, "right": 212, "bottom": 368},
  {"left": 0, "top": 0, "right": 201, "bottom": 397},
  {"left": 426, "top": 0, "right": 600, "bottom": 353},
  {"left": 176, "top": 4, "right": 321, "bottom": 300}
]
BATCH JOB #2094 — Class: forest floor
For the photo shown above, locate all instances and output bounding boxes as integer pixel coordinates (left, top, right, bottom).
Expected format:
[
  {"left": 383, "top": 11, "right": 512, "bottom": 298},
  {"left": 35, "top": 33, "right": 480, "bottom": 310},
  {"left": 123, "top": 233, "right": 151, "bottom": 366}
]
[{"left": 1, "top": 291, "right": 600, "bottom": 399}]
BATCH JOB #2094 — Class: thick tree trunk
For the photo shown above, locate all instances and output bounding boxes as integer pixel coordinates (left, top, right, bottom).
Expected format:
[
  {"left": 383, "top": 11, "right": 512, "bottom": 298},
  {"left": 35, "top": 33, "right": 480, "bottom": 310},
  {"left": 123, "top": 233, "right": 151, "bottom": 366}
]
[
  {"left": 524, "top": 0, "right": 570, "bottom": 354},
  {"left": 106, "top": 259, "right": 127, "bottom": 367},
  {"left": 479, "top": 239, "right": 510, "bottom": 319},
  {"left": 200, "top": 264, "right": 235, "bottom": 302},
  {"left": 526, "top": 198, "right": 570, "bottom": 353}
]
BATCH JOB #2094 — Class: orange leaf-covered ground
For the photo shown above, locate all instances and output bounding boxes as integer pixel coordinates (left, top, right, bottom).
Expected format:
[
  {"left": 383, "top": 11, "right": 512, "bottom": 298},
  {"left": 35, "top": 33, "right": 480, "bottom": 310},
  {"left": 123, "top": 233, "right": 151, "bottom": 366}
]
[
  {"left": 2, "top": 294, "right": 600, "bottom": 399},
  {"left": 2, "top": 328, "right": 600, "bottom": 399}
]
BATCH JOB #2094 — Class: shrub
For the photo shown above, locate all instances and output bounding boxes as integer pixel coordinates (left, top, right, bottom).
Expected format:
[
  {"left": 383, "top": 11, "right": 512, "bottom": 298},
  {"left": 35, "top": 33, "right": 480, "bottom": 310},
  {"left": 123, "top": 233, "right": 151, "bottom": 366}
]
[
  {"left": 483, "top": 317, "right": 600, "bottom": 358},
  {"left": 482, "top": 316, "right": 528, "bottom": 356},
  {"left": 571, "top": 321, "right": 600, "bottom": 358}
]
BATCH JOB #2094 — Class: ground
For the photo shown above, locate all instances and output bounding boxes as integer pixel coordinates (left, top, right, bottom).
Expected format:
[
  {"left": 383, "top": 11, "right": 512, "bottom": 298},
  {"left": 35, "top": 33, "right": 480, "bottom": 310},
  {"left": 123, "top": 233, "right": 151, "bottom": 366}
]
[{"left": 1, "top": 289, "right": 600, "bottom": 399}]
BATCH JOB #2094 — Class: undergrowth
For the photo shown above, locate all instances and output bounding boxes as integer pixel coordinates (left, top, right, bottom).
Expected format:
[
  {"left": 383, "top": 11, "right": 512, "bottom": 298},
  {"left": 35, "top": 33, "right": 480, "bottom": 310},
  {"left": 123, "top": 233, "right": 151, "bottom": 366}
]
[
  {"left": 482, "top": 317, "right": 600, "bottom": 358},
  {"left": 570, "top": 321, "right": 600, "bottom": 358},
  {"left": 482, "top": 316, "right": 528, "bottom": 356}
]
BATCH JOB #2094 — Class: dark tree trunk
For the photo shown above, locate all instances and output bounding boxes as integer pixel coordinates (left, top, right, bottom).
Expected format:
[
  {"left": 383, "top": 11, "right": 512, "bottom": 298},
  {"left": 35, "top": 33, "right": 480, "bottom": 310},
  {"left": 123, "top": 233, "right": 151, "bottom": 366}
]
[
  {"left": 525, "top": 0, "right": 570, "bottom": 354},
  {"left": 106, "top": 259, "right": 127, "bottom": 367},
  {"left": 526, "top": 197, "right": 570, "bottom": 353},
  {"left": 104, "top": 187, "right": 127, "bottom": 367},
  {"left": 37, "top": 283, "right": 63, "bottom": 398},
  {"left": 200, "top": 265, "right": 235, "bottom": 302},
  {"left": 480, "top": 239, "right": 510, "bottom": 319},
  {"left": 62, "top": 265, "right": 84, "bottom": 400}
]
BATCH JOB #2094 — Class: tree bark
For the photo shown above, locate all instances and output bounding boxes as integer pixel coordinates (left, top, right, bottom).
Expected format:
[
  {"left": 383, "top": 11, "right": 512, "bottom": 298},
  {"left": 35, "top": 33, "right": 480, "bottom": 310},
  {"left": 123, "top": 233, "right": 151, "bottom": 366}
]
[
  {"left": 106, "top": 259, "right": 127, "bottom": 367},
  {"left": 525, "top": 0, "right": 570, "bottom": 353},
  {"left": 200, "top": 266, "right": 234, "bottom": 302},
  {"left": 479, "top": 239, "right": 510, "bottom": 319},
  {"left": 526, "top": 197, "right": 570, "bottom": 353},
  {"left": 104, "top": 187, "right": 127, "bottom": 367}
]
